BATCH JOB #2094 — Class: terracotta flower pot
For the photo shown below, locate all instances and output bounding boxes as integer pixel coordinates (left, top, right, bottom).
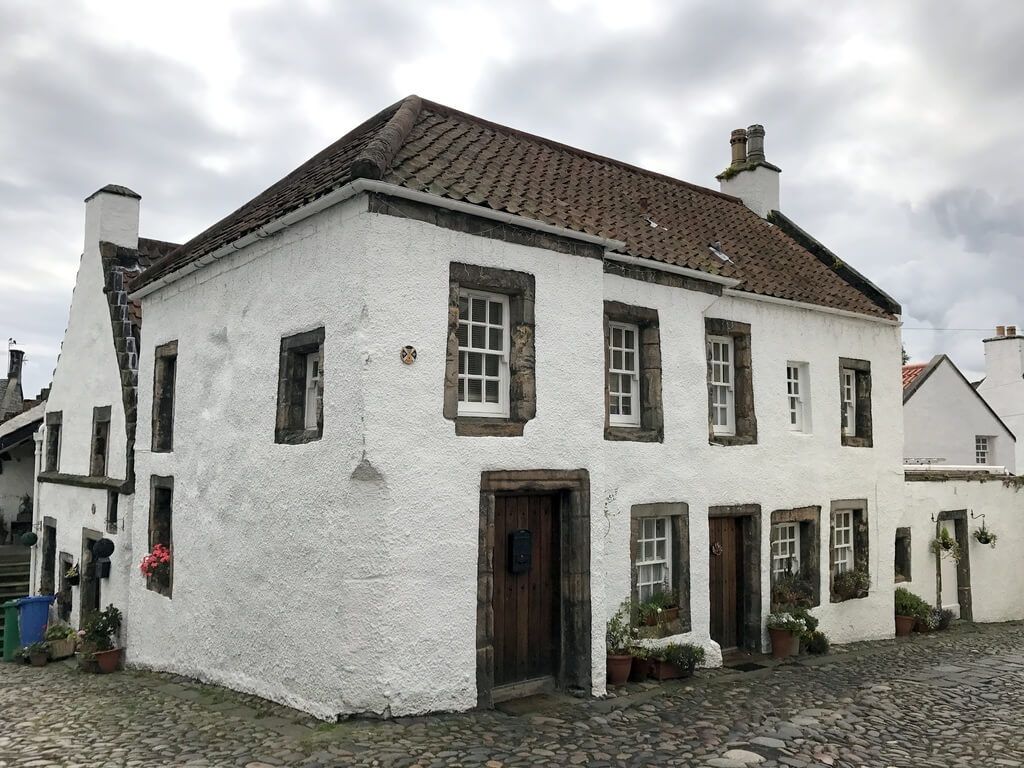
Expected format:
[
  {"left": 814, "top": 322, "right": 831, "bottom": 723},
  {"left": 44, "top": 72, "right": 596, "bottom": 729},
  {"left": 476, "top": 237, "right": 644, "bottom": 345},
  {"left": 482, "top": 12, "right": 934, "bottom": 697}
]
[
  {"left": 606, "top": 654, "right": 633, "bottom": 686},
  {"left": 629, "top": 658, "right": 653, "bottom": 682},
  {"left": 895, "top": 614, "right": 916, "bottom": 637},
  {"left": 28, "top": 652, "right": 48, "bottom": 667},
  {"left": 92, "top": 648, "right": 123, "bottom": 674},
  {"left": 768, "top": 627, "right": 796, "bottom": 659},
  {"left": 650, "top": 660, "right": 693, "bottom": 680}
]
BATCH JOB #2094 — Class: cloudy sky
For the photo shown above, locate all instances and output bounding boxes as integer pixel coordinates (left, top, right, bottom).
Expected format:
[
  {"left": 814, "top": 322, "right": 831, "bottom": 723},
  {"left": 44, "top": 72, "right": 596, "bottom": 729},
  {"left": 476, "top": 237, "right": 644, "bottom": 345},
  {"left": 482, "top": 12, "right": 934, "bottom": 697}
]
[{"left": 2, "top": 0, "right": 1022, "bottom": 395}]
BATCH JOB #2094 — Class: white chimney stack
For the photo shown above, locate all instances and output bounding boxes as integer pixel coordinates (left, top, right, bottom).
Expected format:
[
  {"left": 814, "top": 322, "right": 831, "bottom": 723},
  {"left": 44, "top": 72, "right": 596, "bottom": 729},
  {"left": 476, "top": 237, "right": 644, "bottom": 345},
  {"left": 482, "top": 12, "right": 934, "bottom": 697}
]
[
  {"left": 84, "top": 184, "right": 140, "bottom": 251},
  {"left": 717, "top": 124, "right": 781, "bottom": 218},
  {"left": 977, "top": 322, "right": 1024, "bottom": 471}
]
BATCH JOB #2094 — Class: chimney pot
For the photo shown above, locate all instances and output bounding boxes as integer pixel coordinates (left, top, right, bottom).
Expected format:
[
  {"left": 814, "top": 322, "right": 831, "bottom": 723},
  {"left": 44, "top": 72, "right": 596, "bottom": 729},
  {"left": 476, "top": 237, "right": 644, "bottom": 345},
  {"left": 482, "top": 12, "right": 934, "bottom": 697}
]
[
  {"left": 1009, "top": 325, "right": 1018, "bottom": 337},
  {"left": 729, "top": 128, "right": 748, "bottom": 167},
  {"left": 7, "top": 348, "right": 24, "bottom": 380},
  {"left": 746, "top": 124, "right": 766, "bottom": 163},
  {"left": 997, "top": 325, "right": 1006, "bottom": 337}
]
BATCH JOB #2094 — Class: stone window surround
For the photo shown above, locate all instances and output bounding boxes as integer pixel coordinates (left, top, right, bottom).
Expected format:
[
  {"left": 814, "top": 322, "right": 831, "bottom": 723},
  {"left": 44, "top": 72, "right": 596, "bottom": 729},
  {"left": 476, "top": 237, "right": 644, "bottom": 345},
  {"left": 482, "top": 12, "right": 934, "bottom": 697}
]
[
  {"left": 629, "top": 502, "right": 690, "bottom": 632},
  {"left": 151, "top": 340, "right": 178, "bottom": 453},
  {"left": 44, "top": 411, "right": 62, "bottom": 472},
  {"left": 89, "top": 405, "right": 111, "bottom": 478},
  {"left": 705, "top": 318, "right": 757, "bottom": 446},
  {"left": 708, "top": 503, "right": 762, "bottom": 651},
  {"left": 770, "top": 506, "right": 821, "bottom": 609},
  {"left": 604, "top": 301, "right": 664, "bottom": 443},
  {"left": 475, "top": 469, "right": 590, "bottom": 708},
  {"left": 838, "top": 357, "right": 873, "bottom": 448},
  {"left": 829, "top": 499, "right": 870, "bottom": 603},
  {"left": 445, "top": 263, "right": 536, "bottom": 438},
  {"left": 148, "top": 475, "right": 174, "bottom": 598},
  {"left": 275, "top": 327, "right": 325, "bottom": 445},
  {"left": 934, "top": 509, "right": 973, "bottom": 622},
  {"left": 895, "top": 526, "right": 911, "bottom": 583}
]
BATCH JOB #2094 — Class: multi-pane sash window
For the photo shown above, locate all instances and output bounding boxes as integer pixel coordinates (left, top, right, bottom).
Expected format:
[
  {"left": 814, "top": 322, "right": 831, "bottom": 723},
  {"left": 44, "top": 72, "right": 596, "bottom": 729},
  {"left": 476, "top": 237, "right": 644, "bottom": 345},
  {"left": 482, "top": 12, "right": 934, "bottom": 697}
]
[
  {"left": 832, "top": 510, "right": 854, "bottom": 574},
  {"left": 636, "top": 516, "right": 671, "bottom": 602},
  {"left": 771, "top": 523, "right": 800, "bottom": 580},
  {"left": 975, "top": 435, "right": 990, "bottom": 464},
  {"left": 709, "top": 335, "right": 735, "bottom": 435},
  {"left": 304, "top": 352, "right": 321, "bottom": 430},
  {"left": 787, "top": 364, "right": 804, "bottom": 431},
  {"left": 457, "top": 290, "right": 509, "bottom": 416},
  {"left": 608, "top": 322, "right": 640, "bottom": 427},
  {"left": 841, "top": 368, "right": 857, "bottom": 436}
]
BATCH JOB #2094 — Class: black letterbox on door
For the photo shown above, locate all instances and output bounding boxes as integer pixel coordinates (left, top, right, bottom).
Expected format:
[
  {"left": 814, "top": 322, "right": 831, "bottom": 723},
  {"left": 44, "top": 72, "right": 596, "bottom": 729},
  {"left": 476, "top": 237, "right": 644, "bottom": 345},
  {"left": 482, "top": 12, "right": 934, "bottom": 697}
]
[{"left": 509, "top": 529, "right": 532, "bottom": 574}]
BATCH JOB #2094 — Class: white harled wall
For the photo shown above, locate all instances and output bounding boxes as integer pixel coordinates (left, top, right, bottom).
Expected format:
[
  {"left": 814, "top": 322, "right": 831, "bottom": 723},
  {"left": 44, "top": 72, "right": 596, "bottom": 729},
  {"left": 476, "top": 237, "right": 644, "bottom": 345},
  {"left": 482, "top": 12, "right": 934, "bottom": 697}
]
[
  {"left": 130, "top": 194, "right": 903, "bottom": 719},
  {"left": 978, "top": 336, "right": 1024, "bottom": 472}
]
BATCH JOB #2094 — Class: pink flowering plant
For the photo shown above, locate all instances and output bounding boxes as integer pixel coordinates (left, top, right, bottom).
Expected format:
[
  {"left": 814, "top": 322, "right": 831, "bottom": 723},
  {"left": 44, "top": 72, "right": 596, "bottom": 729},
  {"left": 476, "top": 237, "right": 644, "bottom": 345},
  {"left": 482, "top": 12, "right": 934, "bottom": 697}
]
[{"left": 139, "top": 543, "right": 171, "bottom": 584}]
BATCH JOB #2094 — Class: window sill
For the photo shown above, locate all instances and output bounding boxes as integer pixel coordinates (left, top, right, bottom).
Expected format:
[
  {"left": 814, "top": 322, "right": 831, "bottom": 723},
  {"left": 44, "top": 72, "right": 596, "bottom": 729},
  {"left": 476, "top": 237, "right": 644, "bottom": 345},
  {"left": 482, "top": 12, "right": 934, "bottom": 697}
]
[
  {"left": 709, "top": 434, "right": 757, "bottom": 447},
  {"left": 455, "top": 417, "right": 525, "bottom": 437},
  {"left": 275, "top": 427, "right": 322, "bottom": 445},
  {"left": 830, "top": 590, "right": 869, "bottom": 604},
  {"left": 841, "top": 435, "right": 873, "bottom": 448},
  {"left": 605, "top": 426, "right": 662, "bottom": 443}
]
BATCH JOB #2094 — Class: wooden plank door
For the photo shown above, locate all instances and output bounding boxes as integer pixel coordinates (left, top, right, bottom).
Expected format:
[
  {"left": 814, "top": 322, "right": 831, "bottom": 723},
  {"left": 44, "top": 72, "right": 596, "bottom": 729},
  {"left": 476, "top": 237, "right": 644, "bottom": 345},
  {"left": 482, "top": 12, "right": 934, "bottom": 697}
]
[
  {"left": 709, "top": 516, "right": 744, "bottom": 651},
  {"left": 492, "top": 494, "right": 561, "bottom": 687}
]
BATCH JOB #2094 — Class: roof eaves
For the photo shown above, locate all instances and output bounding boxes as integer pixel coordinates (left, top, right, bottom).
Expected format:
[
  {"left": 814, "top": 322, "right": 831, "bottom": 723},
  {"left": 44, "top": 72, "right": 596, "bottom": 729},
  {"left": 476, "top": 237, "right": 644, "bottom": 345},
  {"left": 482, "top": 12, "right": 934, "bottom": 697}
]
[{"left": 902, "top": 355, "right": 943, "bottom": 404}]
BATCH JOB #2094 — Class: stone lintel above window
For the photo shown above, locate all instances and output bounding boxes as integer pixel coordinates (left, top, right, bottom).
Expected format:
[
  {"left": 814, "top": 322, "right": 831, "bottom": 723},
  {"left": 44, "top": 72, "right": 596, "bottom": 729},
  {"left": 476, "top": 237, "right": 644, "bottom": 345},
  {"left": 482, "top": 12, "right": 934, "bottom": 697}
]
[
  {"left": 444, "top": 263, "right": 535, "bottom": 438},
  {"left": 839, "top": 357, "right": 873, "bottom": 448},
  {"left": 770, "top": 506, "right": 821, "bottom": 609},
  {"left": 276, "top": 327, "right": 325, "bottom": 445},
  {"left": 604, "top": 301, "right": 663, "bottom": 443},
  {"left": 705, "top": 318, "right": 757, "bottom": 446},
  {"left": 629, "top": 502, "right": 690, "bottom": 633}
]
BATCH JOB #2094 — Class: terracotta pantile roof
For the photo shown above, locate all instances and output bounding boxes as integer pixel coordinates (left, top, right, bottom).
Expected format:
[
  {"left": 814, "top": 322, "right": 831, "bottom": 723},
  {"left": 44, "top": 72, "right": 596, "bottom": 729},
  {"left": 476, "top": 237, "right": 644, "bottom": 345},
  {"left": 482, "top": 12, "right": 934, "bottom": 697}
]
[
  {"left": 134, "top": 96, "right": 899, "bottom": 319},
  {"left": 902, "top": 363, "right": 927, "bottom": 390}
]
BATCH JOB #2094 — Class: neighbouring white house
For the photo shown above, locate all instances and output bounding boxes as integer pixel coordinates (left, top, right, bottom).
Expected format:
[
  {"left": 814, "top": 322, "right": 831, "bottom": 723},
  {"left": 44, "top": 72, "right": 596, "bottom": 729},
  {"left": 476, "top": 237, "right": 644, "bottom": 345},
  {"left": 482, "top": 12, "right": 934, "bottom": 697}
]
[
  {"left": 29, "top": 184, "right": 178, "bottom": 623},
  {"left": 903, "top": 354, "right": 1016, "bottom": 472},
  {"left": 118, "top": 96, "right": 904, "bottom": 720},
  {"left": 0, "top": 347, "right": 46, "bottom": 545},
  {"left": 977, "top": 325, "right": 1024, "bottom": 473}
]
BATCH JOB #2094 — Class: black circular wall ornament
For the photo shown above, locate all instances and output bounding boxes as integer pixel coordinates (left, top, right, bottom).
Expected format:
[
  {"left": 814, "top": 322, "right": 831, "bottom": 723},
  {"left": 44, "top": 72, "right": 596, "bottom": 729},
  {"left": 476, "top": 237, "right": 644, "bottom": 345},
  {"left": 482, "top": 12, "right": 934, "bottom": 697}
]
[
  {"left": 400, "top": 345, "right": 417, "bottom": 365},
  {"left": 92, "top": 538, "right": 115, "bottom": 558},
  {"left": 19, "top": 531, "right": 38, "bottom": 547}
]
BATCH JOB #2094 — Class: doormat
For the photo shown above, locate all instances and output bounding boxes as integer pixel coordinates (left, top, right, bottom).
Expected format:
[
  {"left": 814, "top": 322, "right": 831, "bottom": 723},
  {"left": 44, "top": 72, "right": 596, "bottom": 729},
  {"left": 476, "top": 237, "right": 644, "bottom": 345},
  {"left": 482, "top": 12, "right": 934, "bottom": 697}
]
[{"left": 729, "top": 662, "right": 769, "bottom": 672}]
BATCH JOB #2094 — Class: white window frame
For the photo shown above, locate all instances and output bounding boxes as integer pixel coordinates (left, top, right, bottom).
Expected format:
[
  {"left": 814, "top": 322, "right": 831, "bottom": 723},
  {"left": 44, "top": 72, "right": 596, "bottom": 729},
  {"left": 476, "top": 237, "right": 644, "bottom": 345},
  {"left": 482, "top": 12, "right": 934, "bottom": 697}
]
[
  {"left": 457, "top": 289, "right": 510, "bottom": 418},
  {"left": 786, "top": 362, "right": 810, "bottom": 432},
  {"left": 771, "top": 522, "right": 801, "bottom": 580},
  {"left": 832, "top": 510, "right": 854, "bottom": 575},
  {"left": 304, "top": 351, "right": 321, "bottom": 430},
  {"left": 841, "top": 368, "right": 857, "bottom": 437},
  {"left": 708, "top": 335, "right": 735, "bottom": 436},
  {"left": 975, "top": 435, "right": 990, "bottom": 465},
  {"left": 636, "top": 516, "right": 671, "bottom": 603},
  {"left": 608, "top": 321, "right": 641, "bottom": 427}
]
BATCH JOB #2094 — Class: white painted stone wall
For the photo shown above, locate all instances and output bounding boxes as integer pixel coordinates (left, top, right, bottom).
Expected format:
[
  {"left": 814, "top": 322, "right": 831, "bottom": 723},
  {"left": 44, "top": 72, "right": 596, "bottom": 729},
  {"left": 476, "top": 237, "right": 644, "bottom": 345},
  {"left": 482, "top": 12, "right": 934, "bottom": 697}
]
[
  {"left": 130, "top": 194, "right": 903, "bottom": 719},
  {"left": 31, "top": 189, "right": 139, "bottom": 622},
  {"left": 899, "top": 477, "right": 1024, "bottom": 623},
  {"left": 719, "top": 165, "right": 780, "bottom": 218},
  {"left": 904, "top": 357, "right": 1016, "bottom": 471},
  {"left": 978, "top": 336, "right": 1024, "bottom": 472}
]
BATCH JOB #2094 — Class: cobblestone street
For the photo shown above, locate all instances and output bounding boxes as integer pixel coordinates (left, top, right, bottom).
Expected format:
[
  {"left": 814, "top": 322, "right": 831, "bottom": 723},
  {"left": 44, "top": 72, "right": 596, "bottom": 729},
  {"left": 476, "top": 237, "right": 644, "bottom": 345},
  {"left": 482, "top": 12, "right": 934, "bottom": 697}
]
[{"left": 2, "top": 622, "right": 1023, "bottom": 767}]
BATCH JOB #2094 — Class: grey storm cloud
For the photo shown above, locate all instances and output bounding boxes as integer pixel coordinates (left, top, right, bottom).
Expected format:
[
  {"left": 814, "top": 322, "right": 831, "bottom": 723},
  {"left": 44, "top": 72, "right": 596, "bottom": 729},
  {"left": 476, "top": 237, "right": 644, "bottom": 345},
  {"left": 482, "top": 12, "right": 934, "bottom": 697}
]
[{"left": 2, "top": 0, "right": 1024, "bottom": 394}]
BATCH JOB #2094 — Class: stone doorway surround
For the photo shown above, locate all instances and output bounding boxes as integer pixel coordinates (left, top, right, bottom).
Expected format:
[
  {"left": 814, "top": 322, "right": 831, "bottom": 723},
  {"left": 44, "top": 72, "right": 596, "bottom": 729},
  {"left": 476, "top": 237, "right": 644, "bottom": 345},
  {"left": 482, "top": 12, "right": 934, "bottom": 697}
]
[
  {"left": 708, "top": 504, "right": 762, "bottom": 651},
  {"left": 476, "top": 469, "right": 591, "bottom": 708},
  {"left": 935, "top": 509, "right": 973, "bottom": 621}
]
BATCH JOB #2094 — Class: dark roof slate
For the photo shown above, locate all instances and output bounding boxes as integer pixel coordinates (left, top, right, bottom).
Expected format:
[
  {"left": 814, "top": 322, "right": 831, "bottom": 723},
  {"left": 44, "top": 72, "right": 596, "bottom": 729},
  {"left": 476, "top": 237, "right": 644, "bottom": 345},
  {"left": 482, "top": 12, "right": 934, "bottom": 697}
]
[{"left": 134, "top": 96, "right": 897, "bottom": 319}]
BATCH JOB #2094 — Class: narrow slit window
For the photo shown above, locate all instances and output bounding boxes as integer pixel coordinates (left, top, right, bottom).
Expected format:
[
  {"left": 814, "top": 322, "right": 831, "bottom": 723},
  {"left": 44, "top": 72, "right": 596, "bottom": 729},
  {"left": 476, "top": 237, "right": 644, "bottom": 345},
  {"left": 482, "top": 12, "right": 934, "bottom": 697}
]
[
  {"left": 152, "top": 341, "right": 178, "bottom": 452},
  {"left": 304, "top": 352, "right": 321, "bottom": 431},
  {"left": 841, "top": 368, "right": 857, "bottom": 437},
  {"left": 457, "top": 290, "right": 509, "bottom": 417},
  {"left": 708, "top": 335, "right": 735, "bottom": 435},
  {"left": 608, "top": 322, "right": 640, "bottom": 427},
  {"left": 147, "top": 478, "right": 173, "bottom": 598},
  {"left": 44, "top": 412, "right": 62, "bottom": 472},
  {"left": 90, "top": 406, "right": 111, "bottom": 477}
]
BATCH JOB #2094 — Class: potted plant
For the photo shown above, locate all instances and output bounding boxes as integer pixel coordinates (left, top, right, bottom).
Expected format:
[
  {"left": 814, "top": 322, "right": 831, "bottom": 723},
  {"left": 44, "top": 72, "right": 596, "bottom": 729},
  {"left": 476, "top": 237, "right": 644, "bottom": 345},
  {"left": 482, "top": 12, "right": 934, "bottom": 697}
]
[
  {"left": 628, "top": 645, "right": 654, "bottom": 682},
  {"left": 788, "top": 606, "right": 818, "bottom": 656},
  {"left": 973, "top": 525, "right": 997, "bottom": 548},
  {"left": 832, "top": 568, "right": 870, "bottom": 601},
  {"left": 605, "top": 601, "right": 636, "bottom": 686},
  {"left": 894, "top": 586, "right": 928, "bottom": 636},
  {"left": 44, "top": 623, "right": 77, "bottom": 660},
  {"left": 771, "top": 572, "right": 814, "bottom": 611},
  {"left": 80, "top": 604, "right": 123, "bottom": 674},
  {"left": 650, "top": 643, "right": 705, "bottom": 680},
  {"left": 930, "top": 526, "right": 962, "bottom": 563},
  {"left": 139, "top": 544, "right": 172, "bottom": 592},
  {"left": 637, "top": 588, "right": 680, "bottom": 627},
  {"left": 21, "top": 642, "right": 49, "bottom": 667},
  {"left": 64, "top": 563, "right": 80, "bottom": 586},
  {"left": 766, "top": 612, "right": 806, "bottom": 659}
]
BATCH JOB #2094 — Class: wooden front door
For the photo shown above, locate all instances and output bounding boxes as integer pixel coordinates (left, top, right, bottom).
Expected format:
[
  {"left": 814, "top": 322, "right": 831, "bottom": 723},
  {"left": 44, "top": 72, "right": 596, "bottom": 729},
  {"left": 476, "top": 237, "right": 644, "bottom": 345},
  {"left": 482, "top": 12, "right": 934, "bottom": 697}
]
[
  {"left": 709, "top": 516, "right": 745, "bottom": 650},
  {"left": 492, "top": 494, "right": 561, "bottom": 688}
]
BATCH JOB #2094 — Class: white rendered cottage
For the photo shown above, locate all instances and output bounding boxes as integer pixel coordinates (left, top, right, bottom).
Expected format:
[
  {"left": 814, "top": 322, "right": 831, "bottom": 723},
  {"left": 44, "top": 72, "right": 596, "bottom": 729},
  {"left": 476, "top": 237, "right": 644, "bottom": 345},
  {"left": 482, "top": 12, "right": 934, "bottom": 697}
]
[
  {"left": 977, "top": 325, "right": 1024, "bottom": 472},
  {"left": 124, "top": 97, "right": 904, "bottom": 719},
  {"left": 30, "top": 185, "right": 178, "bottom": 624}
]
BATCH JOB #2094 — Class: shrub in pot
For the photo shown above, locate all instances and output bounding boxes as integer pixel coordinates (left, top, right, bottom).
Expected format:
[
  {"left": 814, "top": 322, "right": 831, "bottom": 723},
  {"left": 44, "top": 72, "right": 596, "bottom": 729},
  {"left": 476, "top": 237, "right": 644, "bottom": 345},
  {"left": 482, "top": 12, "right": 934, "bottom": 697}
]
[
  {"left": 44, "top": 623, "right": 77, "bottom": 660},
  {"left": 628, "top": 645, "right": 654, "bottom": 682},
  {"left": 804, "top": 630, "right": 830, "bottom": 655},
  {"left": 766, "top": 612, "right": 806, "bottom": 659},
  {"left": 80, "top": 604, "right": 123, "bottom": 674},
  {"left": 972, "top": 525, "right": 997, "bottom": 548},
  {"left": 650, "top": 643, "right": 705, "bottom": 680},
  {"left": 832, "top": 569, "right": 870, "bottom": 601},
  {"left": 894, "top": 587, "right": 929, "bottom": 636},
  {"left": 21, "top": 642, "right": 49, "bottom": 667},
  {"left": 605, "top": 601, "right": 636, "bottom": 686},
  {"left": 771, "top": 572, "right": 815, "bottom": 611},
  {"left": 637, "top": 587, "right": 680, "bottom": 627}
]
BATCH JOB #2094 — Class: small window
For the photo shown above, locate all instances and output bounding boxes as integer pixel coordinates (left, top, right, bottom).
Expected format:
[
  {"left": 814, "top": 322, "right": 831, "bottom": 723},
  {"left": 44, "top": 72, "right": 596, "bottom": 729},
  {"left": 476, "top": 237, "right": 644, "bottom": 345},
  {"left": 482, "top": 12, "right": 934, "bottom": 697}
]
[
  {"left": 457, "top": 290, "right": 509, "bottom": 417},
  {"left": 147, "top": 477, "right": 173, "bottom": 597},
  {"left": 636, "top": 517, "right": 671, "bottom": 602},
  {"left": 895, "top": 527, "right": 911, "bottom": 583},
  {"left": 105, "top": 490, "right": 119, "bottom": 535},
  {"left": 708, "top": 335, "right": 735, "bottom": 435},
  {"left": 975, "top": 435, "right": 990, "bottom": 465},
  {"left": 152, "top": 341, "right": 178, "bottom": 452},
  {"left": 786, "top": 362, "right": 810, "bottom": 432},
  {"left": 90, "top": 406, "right": 111, "bottom": 477},
  {"left": 838, "top": 358, "right": 872, "bottom": 447},
  {"left": 608, "top": 322, "right": 640, "bottom": 427},
  {"left": 832, "top": 509, "right": 854, "bottom": 574},
  {"left": 275, "top": 327, "right": 325, "bottom": 444},
  {"left": 841, "top": 368, "right": 857, "bottom": 437},
  {"left": 44, "top": 411, "right": 62, "bottom": 472},
  {"left": 771, "top": 522, "right": 800, "bottom": 580}
]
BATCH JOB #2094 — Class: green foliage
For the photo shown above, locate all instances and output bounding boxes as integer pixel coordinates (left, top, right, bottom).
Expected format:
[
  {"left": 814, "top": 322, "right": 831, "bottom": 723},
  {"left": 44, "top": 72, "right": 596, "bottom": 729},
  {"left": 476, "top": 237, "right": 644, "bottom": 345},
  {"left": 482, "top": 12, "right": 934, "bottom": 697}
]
[
  {"left": 20, "top": 641, "right": 48, "bottom": 659},
  {"left": 606, "top": 601, "right": 638, "bottom": 655},
  {"left": 930, "top": 526, "right": 962, "bottom": 563},
  {"left": 973, "top": 526, "right": 997, "bottom": 548},
  {"left": 935, "top": 608, "right": 955, "bottom": 630},
  {"left": 894, "top": 587, "right": 931, "bottom": 619},
  {"left": 637, "top": 588, "right": 678, "bottom": 624},
  {"left": 805, "top": 630, "right": 830, "bottom": 655},
  {"left": 832, "top": 569, "right": 870, "bottom": 600},
  {"left": 771, "top": 572, "right": 815, "bottom": 610},
  {"left": 650, "top": 642, "right": 705, "bottom": 670},
  {"left": 81, "top": 604, "right": 123, "bottom": 652},
  {"left": 44, "top": 623, "right": 75, "bottom": 641}
]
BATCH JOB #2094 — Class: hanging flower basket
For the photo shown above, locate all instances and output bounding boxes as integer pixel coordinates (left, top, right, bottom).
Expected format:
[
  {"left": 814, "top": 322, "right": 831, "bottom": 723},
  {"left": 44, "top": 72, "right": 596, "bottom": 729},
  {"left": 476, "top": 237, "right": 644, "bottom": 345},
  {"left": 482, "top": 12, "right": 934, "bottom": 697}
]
[
  {"left": 930, "top": 527, "right": 962, "bottom": 563},
  {"left": 972, "top": 526, "right": 997, "bottom": 548}
]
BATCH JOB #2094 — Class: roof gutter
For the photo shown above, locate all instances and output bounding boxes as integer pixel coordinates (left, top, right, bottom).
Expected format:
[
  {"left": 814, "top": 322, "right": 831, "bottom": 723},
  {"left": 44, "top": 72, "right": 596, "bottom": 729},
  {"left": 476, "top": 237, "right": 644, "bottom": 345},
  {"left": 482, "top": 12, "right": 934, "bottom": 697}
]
[
  {"left": 722, "top": 288, "right": 902, "bottom": 326},
  {"left": 604, "top": 252, "right": 741, "bottom": 288},
  {"left": 130, "top": 179, "right": 629, "bottom": 300}
]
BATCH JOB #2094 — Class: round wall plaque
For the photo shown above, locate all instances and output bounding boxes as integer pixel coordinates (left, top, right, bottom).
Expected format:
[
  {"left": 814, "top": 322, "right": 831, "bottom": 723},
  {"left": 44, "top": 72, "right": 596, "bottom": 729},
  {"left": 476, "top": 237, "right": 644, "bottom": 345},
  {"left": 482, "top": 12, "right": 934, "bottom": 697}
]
[{"left": 400, "top": 345, "right": 417, "bottom": 365}]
